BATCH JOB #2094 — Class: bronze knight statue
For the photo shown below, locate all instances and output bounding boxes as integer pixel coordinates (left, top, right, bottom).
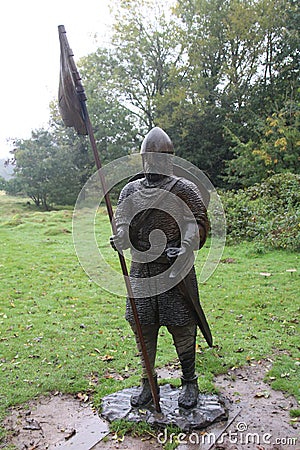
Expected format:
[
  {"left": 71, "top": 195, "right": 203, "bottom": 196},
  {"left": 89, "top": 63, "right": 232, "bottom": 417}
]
[{"left": 110, "top": 127, "right": 210, "bottom": 409}]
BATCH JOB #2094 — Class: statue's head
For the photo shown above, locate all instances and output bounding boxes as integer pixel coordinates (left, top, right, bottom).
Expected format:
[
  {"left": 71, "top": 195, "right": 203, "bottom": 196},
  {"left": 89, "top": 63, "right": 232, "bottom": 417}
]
[
  {"left": 141, "top": 127, "right": 174, "bottom": 154},
  {"left": 140, "top": 127, "right": 174, "bottom": 182}
]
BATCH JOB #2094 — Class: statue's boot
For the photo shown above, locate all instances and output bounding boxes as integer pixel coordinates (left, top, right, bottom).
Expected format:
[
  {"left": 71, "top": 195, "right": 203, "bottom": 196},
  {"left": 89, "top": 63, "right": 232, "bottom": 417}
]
[
  {"left": 130, "top": 375, "right": 160, "bottom": 407},
  {"left": 178, "top": 375, "right": 199, "bottom": 409}
]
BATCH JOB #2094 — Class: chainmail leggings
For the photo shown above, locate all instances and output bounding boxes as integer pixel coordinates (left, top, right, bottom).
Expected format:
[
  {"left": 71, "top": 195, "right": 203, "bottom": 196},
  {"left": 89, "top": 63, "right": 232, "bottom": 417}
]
[{"left": 131, "top": 323, "right": 197, "bottom": 380}]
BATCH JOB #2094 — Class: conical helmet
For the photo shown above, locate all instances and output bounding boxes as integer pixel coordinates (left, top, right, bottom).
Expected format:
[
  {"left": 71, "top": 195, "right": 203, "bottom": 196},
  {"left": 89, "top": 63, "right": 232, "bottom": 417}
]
[{"left": 140, "top": 127, "right": 174, "bottom": 154}]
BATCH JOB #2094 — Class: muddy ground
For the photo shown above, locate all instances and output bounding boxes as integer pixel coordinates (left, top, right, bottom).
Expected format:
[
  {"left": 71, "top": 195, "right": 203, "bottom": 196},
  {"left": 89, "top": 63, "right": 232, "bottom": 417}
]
[{"left": 2, "top": 359, "right": 299, "bottom": 450}]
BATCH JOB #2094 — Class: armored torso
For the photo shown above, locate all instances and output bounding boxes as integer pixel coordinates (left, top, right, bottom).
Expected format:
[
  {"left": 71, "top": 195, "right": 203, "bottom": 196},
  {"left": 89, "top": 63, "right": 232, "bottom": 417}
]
[{"left": 115, "top": 175, "right": 209, "bottom": 326}]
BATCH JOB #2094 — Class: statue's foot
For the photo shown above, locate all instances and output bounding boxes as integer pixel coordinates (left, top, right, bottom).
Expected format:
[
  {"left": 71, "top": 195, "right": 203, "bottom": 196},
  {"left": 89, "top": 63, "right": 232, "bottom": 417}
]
[
  {"left": 178, "top": 376, "right": 199, "bottom": 409},
  {"left": 130, "top": 376, "right": 159, "bottom": 407}
]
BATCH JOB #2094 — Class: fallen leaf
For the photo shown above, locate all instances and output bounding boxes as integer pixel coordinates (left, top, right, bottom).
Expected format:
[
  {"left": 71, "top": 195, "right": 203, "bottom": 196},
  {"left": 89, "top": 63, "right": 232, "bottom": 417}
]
[
  {"left": 112, "top": 432, "right": 124, "bottom": 442},
  {"left": 220, "top": 258, "right": 236, "bottom": 264},
  {"left": 101, "top": 354, "right": 114, "bottom": 361},
  {"left": 254, "top": 391, "right": 270, "bottom": 398},
  {"left": 280, "top": 372, "right": 290, "bottom": 378},
  {"left": 286, "top": 268, "right": 297, "bottom": 274},
  {"left": 65, "top": 428, "right": 76, "bottom": 440},
  {"left": 23, "top": 418, "right": 41, "bottom": 430},
  {"left": 77, "top": 392, "right": 89, "bottom": 402},
  {"left": 104, "top": 370, "right": 124, "bottom": 380}
]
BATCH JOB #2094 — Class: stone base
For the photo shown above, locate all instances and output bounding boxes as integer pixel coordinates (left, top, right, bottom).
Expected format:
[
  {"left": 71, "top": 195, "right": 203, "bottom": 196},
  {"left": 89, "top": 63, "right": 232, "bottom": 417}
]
[{"left": 101, "top": 384, "right": 228, "bottom": 432}]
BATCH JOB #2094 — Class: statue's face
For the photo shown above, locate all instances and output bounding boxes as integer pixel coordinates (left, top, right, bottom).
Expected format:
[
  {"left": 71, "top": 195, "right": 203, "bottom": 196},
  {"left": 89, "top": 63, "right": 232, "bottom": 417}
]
[{"left": 142, "top": 153, "right": 172, "bottom": 180}]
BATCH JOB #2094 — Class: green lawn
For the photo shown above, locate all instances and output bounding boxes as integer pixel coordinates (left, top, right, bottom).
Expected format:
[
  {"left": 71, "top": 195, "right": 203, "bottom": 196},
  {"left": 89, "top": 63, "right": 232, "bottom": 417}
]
[{"left": 0, "top": 193, "right": 299, "bottom": 443}]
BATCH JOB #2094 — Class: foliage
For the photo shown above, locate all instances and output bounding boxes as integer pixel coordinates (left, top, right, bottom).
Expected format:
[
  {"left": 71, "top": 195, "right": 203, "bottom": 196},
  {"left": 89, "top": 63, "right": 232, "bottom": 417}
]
[
  {"left": 290, "top": 409, "right": 300, "bottom": 418},
  {"left": 224, "top": 102, "right": 300, "bottom": 187},
  {"left": 221, "top": 172, "right": 300, "bottom": 250},
  {"left": 6, "top": 0, "right": 300, "bottom": 202},
  {"left": 5, "top": 129, "right": 90, "bottom": 210},
  {"left": 109, "top": 419, "right": 180, "bottom": 450},
  {"left": 110, "top": 0, "right": 184, "bottom": 132},
  {"left": 0, "top": 177, "right": 6, "bottom": 190},
  {"left": 109, "top": 418, "right": 156, "bottom": 439},
  {"left": 192, "top": 0, "right": 298, "bottom": 185},
  {"left": 78, "top": 49, "right": 140, "bottom": 161},
  {"left": 0, "top": 160, "right": 14, "bottom": 181},
  {"left": 104, "top": 0, "right": 299, "bottom": 186}
]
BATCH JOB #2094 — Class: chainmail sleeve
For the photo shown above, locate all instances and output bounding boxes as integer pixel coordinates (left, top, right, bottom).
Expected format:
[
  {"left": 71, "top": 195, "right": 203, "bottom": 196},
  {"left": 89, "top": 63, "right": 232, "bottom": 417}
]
[
  {"left": 114, "top": 180, "right": 137, "bottom": 231},
  {"left": 172, "top": 178, "right": 210, "bottom": 249}
]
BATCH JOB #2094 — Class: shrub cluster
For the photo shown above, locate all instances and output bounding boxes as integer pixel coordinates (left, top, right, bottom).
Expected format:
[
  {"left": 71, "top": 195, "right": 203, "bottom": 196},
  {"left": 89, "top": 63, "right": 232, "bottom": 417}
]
[{"left": 221, "top": 173, "right": 300, "bottom": 251}]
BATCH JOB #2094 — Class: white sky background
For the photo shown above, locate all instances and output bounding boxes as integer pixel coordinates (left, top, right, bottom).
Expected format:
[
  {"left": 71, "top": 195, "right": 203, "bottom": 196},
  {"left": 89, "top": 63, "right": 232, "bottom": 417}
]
[{"left": 0, "top": 0, "right": 113, "bottom": 159}]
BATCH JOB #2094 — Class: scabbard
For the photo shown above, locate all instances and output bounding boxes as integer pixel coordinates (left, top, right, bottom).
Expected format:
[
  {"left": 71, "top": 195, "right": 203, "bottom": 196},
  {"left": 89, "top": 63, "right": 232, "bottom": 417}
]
[{"left": 177, "top": 273, "right": 213, "bottom": 347}]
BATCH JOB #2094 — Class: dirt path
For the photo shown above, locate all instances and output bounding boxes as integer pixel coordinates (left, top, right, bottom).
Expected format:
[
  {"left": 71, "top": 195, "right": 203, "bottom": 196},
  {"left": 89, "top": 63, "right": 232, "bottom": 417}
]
[
  {"left": 2, "top": 360, "right": 299, "bottom": 450},
  {"left": 210, "top": 359, "right": 299, "bottom": 450}
]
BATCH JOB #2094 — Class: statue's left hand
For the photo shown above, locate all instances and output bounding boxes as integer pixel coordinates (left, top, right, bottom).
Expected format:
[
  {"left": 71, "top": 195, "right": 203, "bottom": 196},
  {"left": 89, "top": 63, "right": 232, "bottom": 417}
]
[
  {"left": 166, "top": 246, "right": 194, "bottom": 279},
  {"left": 166, "top": 246, "right": 187, "bottom": 260}
]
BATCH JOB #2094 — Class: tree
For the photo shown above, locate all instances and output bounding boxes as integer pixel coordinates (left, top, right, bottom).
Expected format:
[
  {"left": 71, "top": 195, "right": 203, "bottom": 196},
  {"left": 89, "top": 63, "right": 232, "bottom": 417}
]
[
  {"left": 78, "top": 48, "right": 140, "bottom": 159},
  {"left": 7, "top": 128, "right": 87, "bottom": 209},
  {"left": 223, "top": 0, "right": 300, "bottom": 187},
  {"left": 109, "top": 0, "right": 185, "bottom": 133},
  {"left": 172, "top": 0, "right": 299, "bottom": 187},
  {"left": 0, "top": 177, "right": 6, "bottom": 190},
  {"left": 224, "top": 103, "right": 300, "bottom": 186},
  {"left": 8, "top": 0, "right": 299, "bottom": 194},
  {"left": 157, "top": 0, "right": 234, "bottom": 184}
]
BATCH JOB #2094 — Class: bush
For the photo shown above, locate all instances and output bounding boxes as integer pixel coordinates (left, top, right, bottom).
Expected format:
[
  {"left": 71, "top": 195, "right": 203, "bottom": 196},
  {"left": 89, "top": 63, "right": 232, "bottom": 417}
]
[{"left": 221, "top": 173, "right": 300, "bottom": 251}]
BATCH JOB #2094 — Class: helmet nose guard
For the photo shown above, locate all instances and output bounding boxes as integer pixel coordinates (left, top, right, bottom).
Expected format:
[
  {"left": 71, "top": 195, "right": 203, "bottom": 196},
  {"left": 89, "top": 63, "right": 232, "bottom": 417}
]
[{"left": 140, "top": 127, "right": 174, "bottom": 154}]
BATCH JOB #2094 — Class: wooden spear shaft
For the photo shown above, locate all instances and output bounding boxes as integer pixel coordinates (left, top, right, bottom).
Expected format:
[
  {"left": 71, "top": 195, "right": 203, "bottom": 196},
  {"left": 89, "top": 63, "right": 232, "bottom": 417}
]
[{"left": 58, "top": 25, "right": 161, "bottom": 413}]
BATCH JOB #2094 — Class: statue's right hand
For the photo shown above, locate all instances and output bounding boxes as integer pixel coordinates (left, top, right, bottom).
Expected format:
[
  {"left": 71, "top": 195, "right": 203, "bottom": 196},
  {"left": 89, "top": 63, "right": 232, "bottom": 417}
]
[{"left": 109, "top": 228, "right": 129, "bottom": 252}]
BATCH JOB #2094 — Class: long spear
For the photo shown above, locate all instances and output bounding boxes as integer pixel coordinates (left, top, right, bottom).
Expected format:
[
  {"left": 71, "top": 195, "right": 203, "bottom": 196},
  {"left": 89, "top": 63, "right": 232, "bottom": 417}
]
[{"left": 58, "top": 25, "right": 161, "bottom": 413}]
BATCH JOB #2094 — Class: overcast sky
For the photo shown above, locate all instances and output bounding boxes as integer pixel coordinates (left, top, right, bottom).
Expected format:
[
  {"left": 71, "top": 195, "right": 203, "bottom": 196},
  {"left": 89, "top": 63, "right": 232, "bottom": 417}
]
[{"left": 0, "top": 0, "right": 113, "bottom": 159}]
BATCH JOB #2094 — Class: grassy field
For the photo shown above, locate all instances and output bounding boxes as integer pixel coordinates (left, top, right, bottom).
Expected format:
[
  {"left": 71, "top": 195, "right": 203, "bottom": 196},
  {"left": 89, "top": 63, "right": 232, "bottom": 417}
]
[{"left": 0, "top": 193, "right": 299, "bottom": 442}]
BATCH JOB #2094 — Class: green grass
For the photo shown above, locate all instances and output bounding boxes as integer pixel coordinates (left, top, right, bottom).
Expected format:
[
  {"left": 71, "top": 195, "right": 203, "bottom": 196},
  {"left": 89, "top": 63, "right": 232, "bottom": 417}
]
[
  {"left": 0, "top": 192, "right": 299, "bottom": 444},
  {"left": 196, "top": 246, "right": 299, "bottom": 397}
]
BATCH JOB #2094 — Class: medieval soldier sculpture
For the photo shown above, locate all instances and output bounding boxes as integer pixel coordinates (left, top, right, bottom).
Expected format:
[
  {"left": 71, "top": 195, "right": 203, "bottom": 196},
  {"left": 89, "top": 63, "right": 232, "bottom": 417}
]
[{"left": 110, "top": 127, "right": 210, "bottom": 409}]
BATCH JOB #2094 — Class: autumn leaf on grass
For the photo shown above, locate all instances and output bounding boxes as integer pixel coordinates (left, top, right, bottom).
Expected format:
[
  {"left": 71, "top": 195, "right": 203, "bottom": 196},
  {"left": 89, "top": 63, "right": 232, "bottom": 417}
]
[
  {"left": 93, "top": 348, "right": 115, "bottom": 361},
  {"left": 112, "top": 433, "right": 124, "bottom": 442},
  {"left": 196, "top": 343, "right": 205, "bottom": 354},
  {"left": 77, "top": 392, "right": 89, "bottom": 402},
  {"left": 260, "top": 272, "right": 271, "bottom": 278},
  {"left": 286, "top": 268, "right": 297, "bottom": 275},
  {"left": 100, "top": 354, "right": 115, "bottom": 362},
  {"left": 280, "top": 372, "right": 290, "bottom": 378},
  {"left": 104, "top": 369, "right": 124, "bottom": 380},
  {"left": 235, "top": 347, "right": 244, "bottom": 353}
]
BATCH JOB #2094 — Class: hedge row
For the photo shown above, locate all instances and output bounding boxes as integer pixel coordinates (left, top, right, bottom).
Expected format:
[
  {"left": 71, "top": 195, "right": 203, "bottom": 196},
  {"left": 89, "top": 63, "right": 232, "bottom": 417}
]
[{"left": 220, "top": 173, "right": 300, "bottom": 251}]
